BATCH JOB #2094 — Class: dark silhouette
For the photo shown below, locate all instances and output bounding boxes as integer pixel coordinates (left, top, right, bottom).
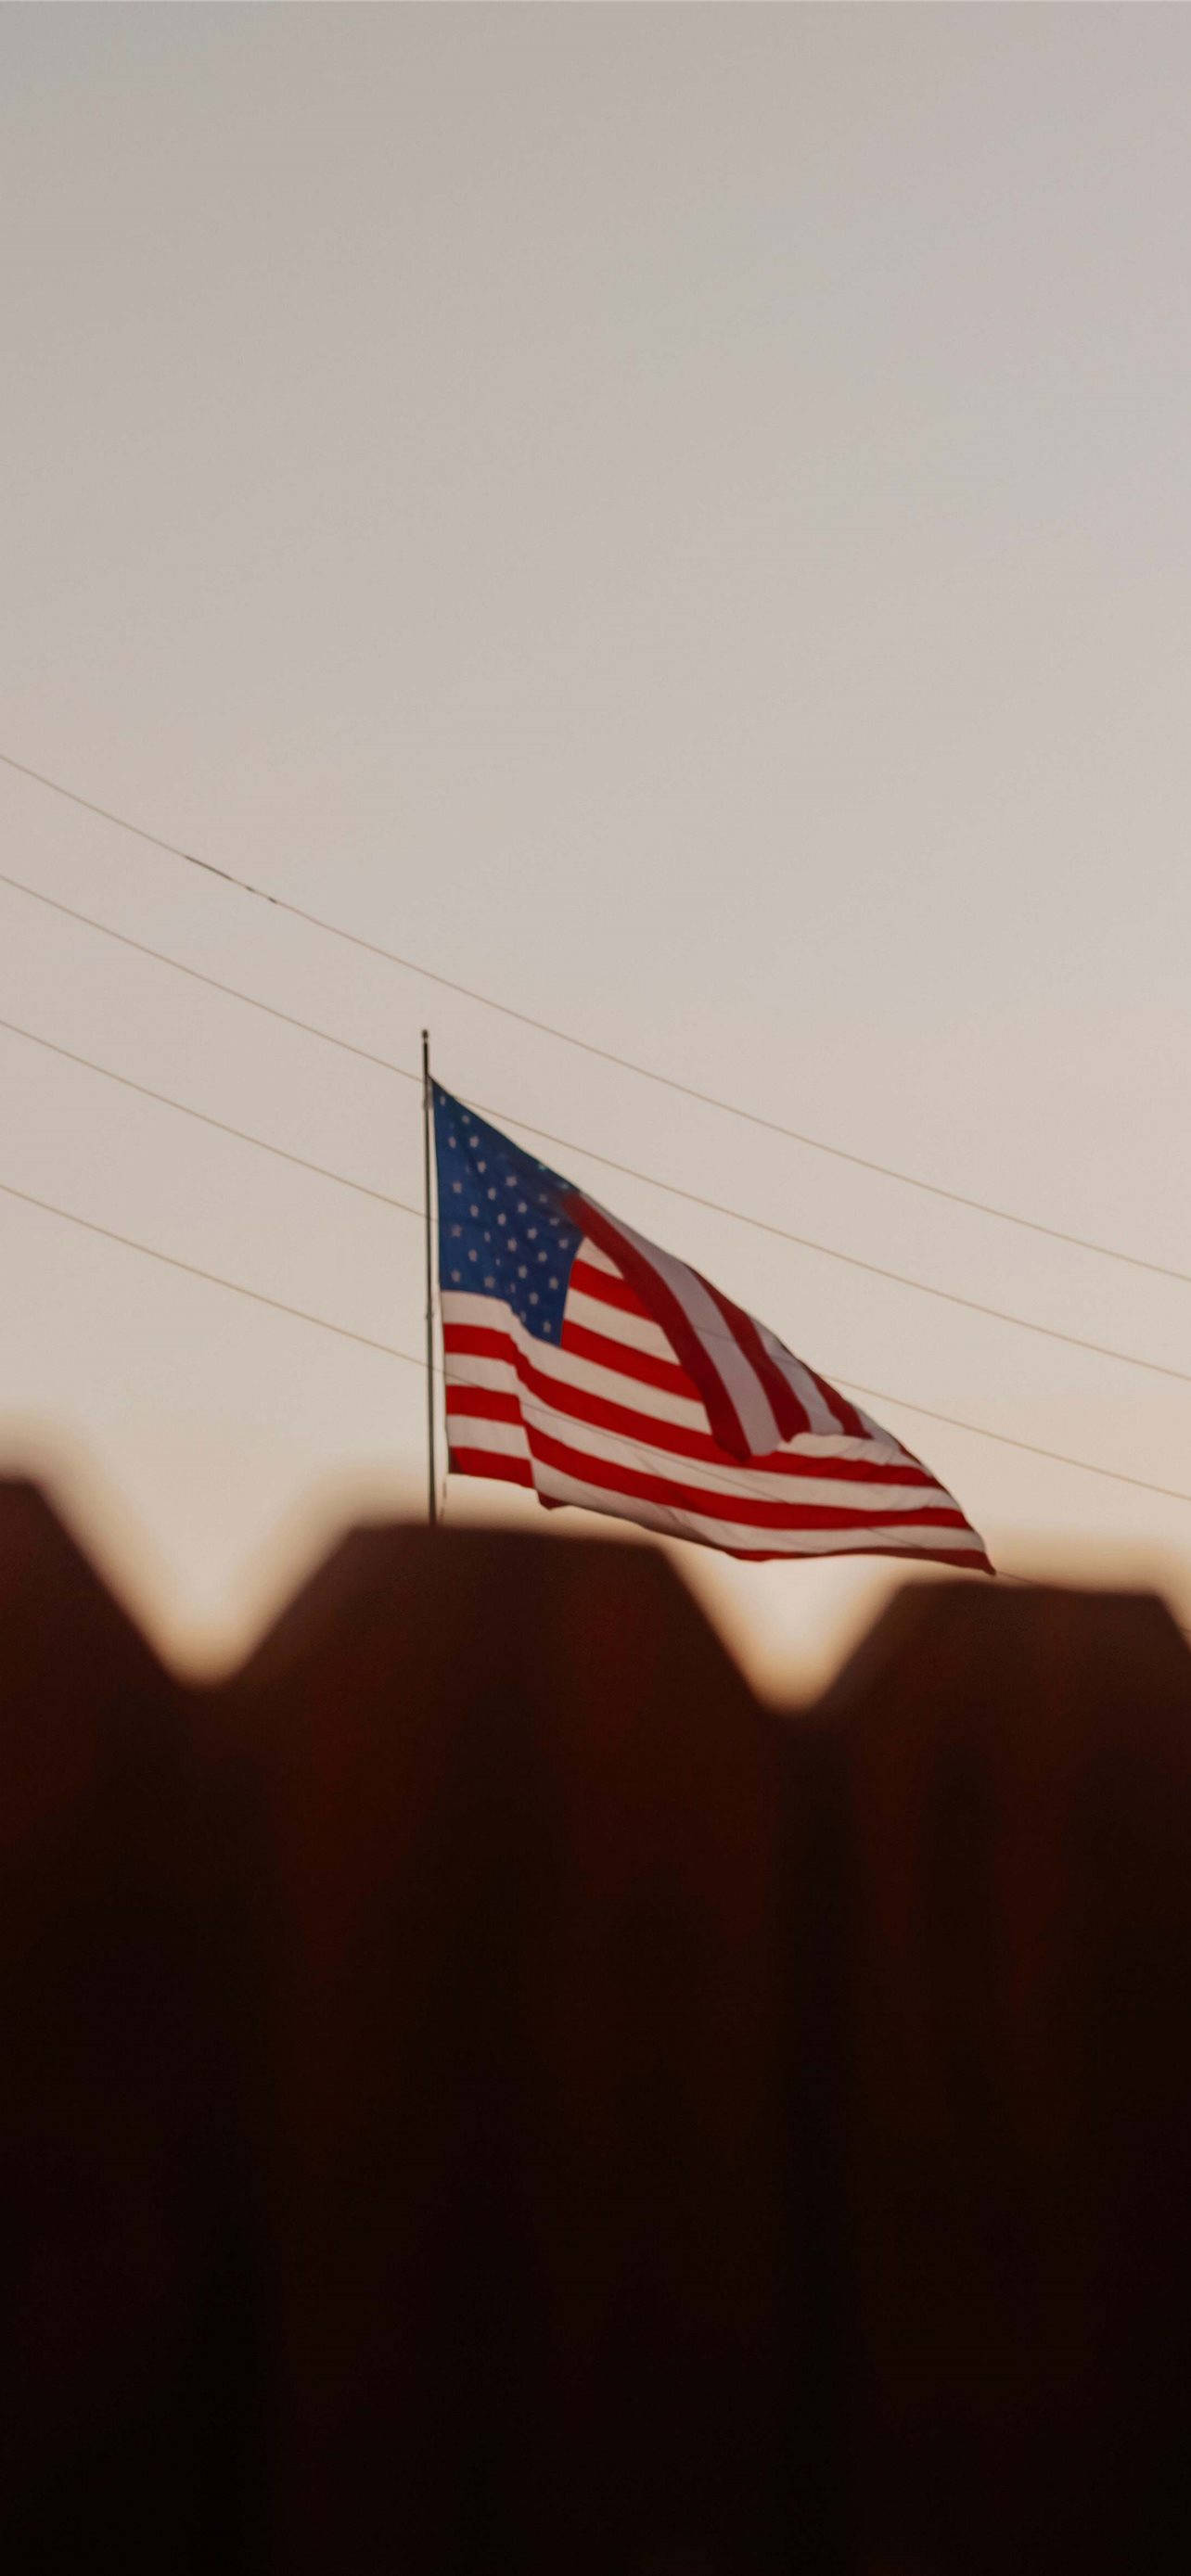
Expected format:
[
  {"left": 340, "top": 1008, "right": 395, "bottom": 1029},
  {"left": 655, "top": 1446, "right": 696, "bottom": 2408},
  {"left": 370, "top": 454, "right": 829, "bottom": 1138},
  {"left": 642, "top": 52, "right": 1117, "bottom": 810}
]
[{"left": 2, "top": 1480, "right": 1189, "bottom": 2570}]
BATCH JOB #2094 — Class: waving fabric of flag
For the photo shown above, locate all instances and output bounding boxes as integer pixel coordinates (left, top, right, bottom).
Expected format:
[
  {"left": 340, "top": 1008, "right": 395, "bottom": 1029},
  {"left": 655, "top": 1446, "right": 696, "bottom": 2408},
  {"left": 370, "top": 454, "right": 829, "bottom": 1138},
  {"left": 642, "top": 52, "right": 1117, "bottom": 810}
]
[{"left": 432, "top": 1084, "right": 992, "bottom": 1572}]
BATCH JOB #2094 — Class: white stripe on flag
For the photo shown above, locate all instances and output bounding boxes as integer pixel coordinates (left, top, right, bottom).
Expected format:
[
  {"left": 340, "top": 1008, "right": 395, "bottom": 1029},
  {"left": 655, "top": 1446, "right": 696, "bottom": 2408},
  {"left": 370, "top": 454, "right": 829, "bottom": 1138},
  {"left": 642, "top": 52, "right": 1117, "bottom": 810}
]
[
  {"left": 563, "top": 1287, "right": 677, "bottom": 1361},
  {"left": 447, "top": 1362, "right": 955, "bottom": 1513},
  {"left": 442, "top": 1286, "right": 918, "bottom": 1460},
  {"left": 526, "top": 1450, "right": 987, "bottom": 1557},
  {"left": 586, "top": 1201, "right": 784, "bottom": 1454}
]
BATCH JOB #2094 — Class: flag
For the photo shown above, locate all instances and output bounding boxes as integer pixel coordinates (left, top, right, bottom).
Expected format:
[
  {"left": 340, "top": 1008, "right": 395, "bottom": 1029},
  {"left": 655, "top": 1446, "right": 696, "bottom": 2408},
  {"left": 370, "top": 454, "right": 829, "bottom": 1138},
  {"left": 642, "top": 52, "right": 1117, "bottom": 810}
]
[{"left": 432, "top": 1084, "right": 992, "bottom": 1571}]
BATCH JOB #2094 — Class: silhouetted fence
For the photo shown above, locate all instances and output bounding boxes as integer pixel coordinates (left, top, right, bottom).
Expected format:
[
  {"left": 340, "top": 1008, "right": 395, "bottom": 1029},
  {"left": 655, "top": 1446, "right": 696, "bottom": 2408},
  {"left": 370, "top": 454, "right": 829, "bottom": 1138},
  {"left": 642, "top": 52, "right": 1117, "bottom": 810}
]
[{"left": 3, "top": 1476, "right": 1190, "bottom": 2571}]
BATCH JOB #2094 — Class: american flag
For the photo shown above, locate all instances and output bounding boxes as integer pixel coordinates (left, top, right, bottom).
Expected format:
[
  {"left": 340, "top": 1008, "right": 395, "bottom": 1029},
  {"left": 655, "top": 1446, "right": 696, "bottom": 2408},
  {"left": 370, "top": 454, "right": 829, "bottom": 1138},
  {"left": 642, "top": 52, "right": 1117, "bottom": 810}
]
[{"left": 433, "top": 1084, "right": 992, "bottom": 1572}]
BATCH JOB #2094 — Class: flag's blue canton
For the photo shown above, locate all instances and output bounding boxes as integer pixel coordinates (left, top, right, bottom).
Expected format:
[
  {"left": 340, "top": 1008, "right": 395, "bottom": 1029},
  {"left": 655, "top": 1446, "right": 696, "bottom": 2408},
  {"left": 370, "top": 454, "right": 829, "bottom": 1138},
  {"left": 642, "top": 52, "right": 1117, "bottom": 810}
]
[{"left": 432, "top": 1084, "right": 580, "bottom": 1345}]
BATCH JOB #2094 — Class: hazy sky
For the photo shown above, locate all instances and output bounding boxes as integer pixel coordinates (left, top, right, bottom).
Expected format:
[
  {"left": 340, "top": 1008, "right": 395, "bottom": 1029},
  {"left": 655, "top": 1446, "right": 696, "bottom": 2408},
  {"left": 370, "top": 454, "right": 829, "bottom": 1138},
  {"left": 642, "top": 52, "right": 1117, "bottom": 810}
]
[{"left": 3, "top": 5, "right": 1190, "bottom": 1689}]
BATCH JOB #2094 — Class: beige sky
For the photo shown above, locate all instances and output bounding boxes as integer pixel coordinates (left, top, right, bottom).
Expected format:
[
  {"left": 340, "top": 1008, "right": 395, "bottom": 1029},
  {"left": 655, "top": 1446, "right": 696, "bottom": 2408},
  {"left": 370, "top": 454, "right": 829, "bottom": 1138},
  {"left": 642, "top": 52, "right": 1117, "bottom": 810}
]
[{"left": 3, "top": 4, "right": 1190, "bottom": 1692}]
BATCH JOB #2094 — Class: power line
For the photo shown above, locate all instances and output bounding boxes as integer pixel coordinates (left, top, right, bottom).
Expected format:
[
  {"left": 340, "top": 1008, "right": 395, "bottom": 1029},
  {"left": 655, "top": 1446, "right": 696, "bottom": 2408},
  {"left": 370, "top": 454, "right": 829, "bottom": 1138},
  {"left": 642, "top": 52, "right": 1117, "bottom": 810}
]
[
  {"left": 4, "top": 743, "right": 1188, "bottom": 1290},
  {"left": 4, "top": 1168, "right": 1191, "bottom": 1515},
  {"left": 3, "top": 755, "right": 1188, "bottom": 1540},
  {"left": 3, "top": 881, "right": 1189, "bottom": 1396},
  {"left": 10, "top": 1127, "right": 1185, "bottom": 1596},
  {"left": 0, "top": 1016, "right": 420, "bottom": 1215},
  {"left": 836, "top": 1376, "right": 1191, "bottom": 1511},
  {"left": 472, "top": 1098, "right": 1191, "bottom": 1396},
  {"left": 0, "top": 1176, "right": 423, "bottom": 1364},
  {"left": 0, "top": 870, "right": 421, "bottom": 1087}
]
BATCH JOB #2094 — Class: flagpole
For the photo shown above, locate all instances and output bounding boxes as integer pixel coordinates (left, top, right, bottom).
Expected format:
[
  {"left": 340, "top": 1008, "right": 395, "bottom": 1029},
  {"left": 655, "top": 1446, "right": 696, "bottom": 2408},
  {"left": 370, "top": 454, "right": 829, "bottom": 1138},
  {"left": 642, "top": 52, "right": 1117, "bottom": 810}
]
[{"left": 421, "top": 1027, "right": 438, "bottom": 1526}]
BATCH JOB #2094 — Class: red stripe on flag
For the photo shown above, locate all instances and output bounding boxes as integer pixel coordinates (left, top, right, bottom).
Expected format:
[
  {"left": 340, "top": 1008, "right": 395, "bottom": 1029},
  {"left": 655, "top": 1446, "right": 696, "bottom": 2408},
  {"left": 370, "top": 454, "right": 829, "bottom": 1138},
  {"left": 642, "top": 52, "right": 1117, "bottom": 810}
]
[
  {"left": 445, "top": 1444, "right": 533, "bottom": 1488},
  {"left": 721, "top": 1537, "right": 993, "bottom": 1568},
  {"left": 559, "top": 1317, "right": 698, "bottom": 1400},
  {"left": 567, "top": 1193, "right": 754, "bottom": 1461},
  {"left": 444, "top": 1383, "right": 522, "bottom": 1425},
  {"left": 444, "top": 1321, "right": 940, "bottom": 1486},
  {"left": 802, "top": 1364, "right": 865, "bottom": 1441},
  {"left": 444, "top": 1417, "right": 992, "bottom": 1565},
  {"left": 698, "top": 1277, "right": 811, "bottom": 1443},
  {"left": 444, "top": 1320, "right": 528, "bottom": 1364},
  {"left": 524, "top": 1422, "right": 973, "bottom": 1535},
  {"left": 567, "top": 1257, "right": 652, "bottom": 1320},
  {"left": 443, "top": 1309, "right": 695, "bottom": 1402}
]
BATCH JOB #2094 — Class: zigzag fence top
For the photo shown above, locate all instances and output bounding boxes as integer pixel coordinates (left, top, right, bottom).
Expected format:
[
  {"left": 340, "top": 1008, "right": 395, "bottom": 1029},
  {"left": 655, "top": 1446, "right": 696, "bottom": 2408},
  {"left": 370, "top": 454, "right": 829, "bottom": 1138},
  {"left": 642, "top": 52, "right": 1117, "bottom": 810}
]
[{"left": 2, "top": 1478, "right": 1190, "bottom": 2571}]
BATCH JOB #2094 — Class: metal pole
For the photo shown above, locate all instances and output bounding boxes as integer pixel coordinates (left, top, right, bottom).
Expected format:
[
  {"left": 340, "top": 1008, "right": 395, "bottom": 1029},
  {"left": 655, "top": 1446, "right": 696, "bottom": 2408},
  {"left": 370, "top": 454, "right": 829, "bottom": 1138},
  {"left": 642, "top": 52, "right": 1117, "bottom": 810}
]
[{"left": 421, "top": 1027, "right": 438, "bottom": 1525}]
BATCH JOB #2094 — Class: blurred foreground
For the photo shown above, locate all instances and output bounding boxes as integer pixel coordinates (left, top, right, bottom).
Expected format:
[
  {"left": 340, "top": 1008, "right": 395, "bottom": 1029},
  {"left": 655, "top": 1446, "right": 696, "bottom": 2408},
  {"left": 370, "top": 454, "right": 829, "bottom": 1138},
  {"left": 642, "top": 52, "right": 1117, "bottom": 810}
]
[{"left": 3, "top": 1478, "right": 1191, "bottom": 2572}]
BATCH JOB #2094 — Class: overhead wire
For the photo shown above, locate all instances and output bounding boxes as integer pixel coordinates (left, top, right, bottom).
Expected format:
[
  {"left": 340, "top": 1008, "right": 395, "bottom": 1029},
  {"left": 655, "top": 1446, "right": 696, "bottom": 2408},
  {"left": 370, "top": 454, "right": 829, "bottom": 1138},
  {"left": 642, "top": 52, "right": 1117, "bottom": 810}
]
[
  {"left": 4, "top": 955, "right": 1189, "bottom": 1394},
  {"left": 0, "top": 870, "right": 422, "bottom": 1087},
  {"left": 0, "top": 1015, "right": 419, "bottom": 1214},
  {"left": 11, "top": 1124, "right": 1188, "bottom": 1623},
  {"left": 4, "top": 1169, "right": 1191, "bottom": 1516},
  {"left": 3, "top": 884, "right": 1191, "bottom": 1391},
  {"left": 0, "top": 1177, "right": 423, "bottom": 1364},
  {"left": 3, "top": 742, "right": 1188, "bottom": 1288},
  {"left": 467, "top": 1096, "right": 1191, "bottom": 1393},
  {"left": 833, "top": 1376, "right": 1191, "bottom": 1510},
  {"left": 6, "top": 760, "right": 1191, "bottom": 1519}
]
